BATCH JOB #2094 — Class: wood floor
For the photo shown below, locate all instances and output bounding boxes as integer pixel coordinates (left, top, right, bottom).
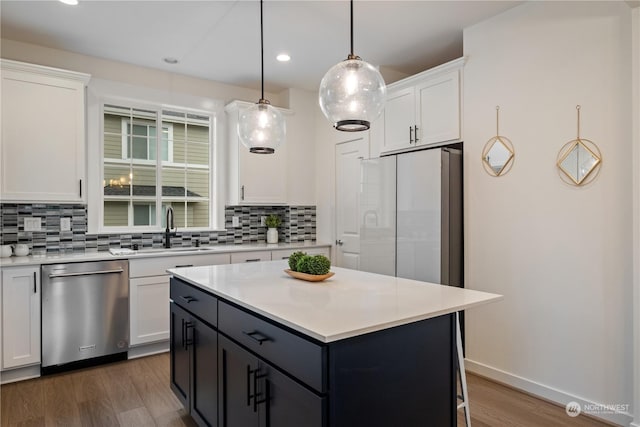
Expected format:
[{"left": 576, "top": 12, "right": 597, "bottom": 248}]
[{"left": 1, "top": 353, "right": 612, "bottom": 427}]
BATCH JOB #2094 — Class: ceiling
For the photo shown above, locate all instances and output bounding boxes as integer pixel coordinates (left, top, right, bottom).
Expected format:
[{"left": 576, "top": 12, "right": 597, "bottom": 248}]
[{"left": 0, "top": 0, "right": 520, "bottom": 92}]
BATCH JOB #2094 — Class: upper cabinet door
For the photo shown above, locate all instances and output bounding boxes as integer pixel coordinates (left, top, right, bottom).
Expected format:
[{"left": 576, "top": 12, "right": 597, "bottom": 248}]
[
  {"left": 381, "top": 87, "right": 416, "bottom": 154},
  {"left": 416, "top": 69, "right": 461, "bottom": 146},
  {"left": 225, "top": 101, "right": 291, "bottom": 205},
  {"left": 1, "top": 60, "right": 90, "bottom": 202}
]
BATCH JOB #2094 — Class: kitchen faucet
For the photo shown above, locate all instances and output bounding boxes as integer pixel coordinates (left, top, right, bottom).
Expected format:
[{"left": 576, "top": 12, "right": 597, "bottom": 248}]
[{"left": 165, "top": 206, "right": 176, "bottom": 248}]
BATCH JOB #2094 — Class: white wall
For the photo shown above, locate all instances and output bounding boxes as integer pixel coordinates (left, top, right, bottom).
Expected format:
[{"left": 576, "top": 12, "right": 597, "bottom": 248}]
[
  {"left": 285, "top": 88, "right": 317, "bottom": 206},
  {"left": 463, "top": 2, "right": 633, "bottom": 425}
]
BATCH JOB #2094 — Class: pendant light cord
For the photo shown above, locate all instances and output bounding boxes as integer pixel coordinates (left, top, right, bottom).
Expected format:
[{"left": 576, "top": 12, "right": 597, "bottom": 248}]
[
  {"left": 350, "top": 0, "right": 354, "bottom": 56},
  {"left": 260, "top": 0, "right": 265, "bottom": 100}
]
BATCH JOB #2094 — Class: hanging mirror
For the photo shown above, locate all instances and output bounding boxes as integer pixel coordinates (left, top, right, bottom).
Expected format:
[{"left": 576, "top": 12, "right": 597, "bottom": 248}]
[
  {"left": 482, "top": 106, "right": 514, "bottom": 176},
  {"left": 557, "top": 106, "right": 602, "bottom": 186}
]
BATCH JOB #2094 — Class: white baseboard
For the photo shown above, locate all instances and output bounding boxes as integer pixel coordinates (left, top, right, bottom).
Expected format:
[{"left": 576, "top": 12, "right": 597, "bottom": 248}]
[
  {"left": 128, "top": 340, "right": 169, "bottom": 359},
  {"left": 465, "top": 359, "right": 633, "bottom": 426},
  {"left": 0, "top": 364, "right": 40, "bottom": 384}
]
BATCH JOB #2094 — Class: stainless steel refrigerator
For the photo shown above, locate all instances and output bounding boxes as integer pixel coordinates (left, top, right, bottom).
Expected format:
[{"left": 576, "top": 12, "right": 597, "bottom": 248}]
[{"left": 359, "top": 146, "right": 463, "bottom": 288}]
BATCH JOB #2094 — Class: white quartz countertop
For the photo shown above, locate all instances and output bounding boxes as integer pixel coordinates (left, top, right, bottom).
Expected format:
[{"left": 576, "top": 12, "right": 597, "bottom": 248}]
[
  {"left": 169, "top": 260, "right": 503, "bottom": 343},
  {"left": 0, "top": 242, "right": 330, "bottom": 267}
]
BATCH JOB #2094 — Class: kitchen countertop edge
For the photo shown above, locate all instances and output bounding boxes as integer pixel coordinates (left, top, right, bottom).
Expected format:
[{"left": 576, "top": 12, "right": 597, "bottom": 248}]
[{"left": 0, "top": 242, "right": 331, "bottom": 267}]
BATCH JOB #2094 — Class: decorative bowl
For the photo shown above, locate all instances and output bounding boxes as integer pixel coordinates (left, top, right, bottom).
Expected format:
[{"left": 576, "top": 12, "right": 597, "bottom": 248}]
[{"left": 284, "top": 269, "right": 335, "bottom": 282}]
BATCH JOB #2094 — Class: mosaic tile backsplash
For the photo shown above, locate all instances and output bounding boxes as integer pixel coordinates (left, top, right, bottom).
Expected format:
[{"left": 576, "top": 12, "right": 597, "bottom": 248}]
[{"left": 0, "top": 203, "right": 316, "bottom": 255}]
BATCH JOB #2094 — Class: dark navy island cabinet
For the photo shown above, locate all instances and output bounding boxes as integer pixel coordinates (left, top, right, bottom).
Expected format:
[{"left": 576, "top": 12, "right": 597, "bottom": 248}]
[{"left": 170, "top": 277, "right": 457, "bottom": 427}]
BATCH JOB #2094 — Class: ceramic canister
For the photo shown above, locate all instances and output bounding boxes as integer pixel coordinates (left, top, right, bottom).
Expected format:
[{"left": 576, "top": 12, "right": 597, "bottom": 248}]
[{"left": 0, "top": 245, "right": 11, "bottom": 258}]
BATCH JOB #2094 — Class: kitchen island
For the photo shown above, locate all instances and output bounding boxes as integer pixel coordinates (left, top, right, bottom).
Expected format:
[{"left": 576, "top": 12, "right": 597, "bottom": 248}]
[{"left": 169, "top": 260, "right": 501, "bottom": 427}]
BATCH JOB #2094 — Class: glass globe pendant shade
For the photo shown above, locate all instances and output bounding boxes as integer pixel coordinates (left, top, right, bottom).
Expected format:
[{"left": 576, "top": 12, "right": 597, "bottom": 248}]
[
  {"left": 319, "top": 56, "right": 386, "bottom": 132},
  {"left": 238, "top": 99, "right": 286, "bottom": 154}
]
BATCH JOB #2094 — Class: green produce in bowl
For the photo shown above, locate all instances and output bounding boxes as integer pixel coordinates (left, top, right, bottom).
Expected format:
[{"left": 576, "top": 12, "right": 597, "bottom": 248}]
[
  {"left": 296, "top": 254, "right": 331, "bottom": 275},
  {"left": 288, "top": 251, "right": 306, "bottom": 272}
]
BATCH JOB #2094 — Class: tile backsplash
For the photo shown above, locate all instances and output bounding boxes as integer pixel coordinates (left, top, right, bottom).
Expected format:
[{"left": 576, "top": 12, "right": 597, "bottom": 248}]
[{"left": 0, "top": 203, "right": 316, "bottom": 256}]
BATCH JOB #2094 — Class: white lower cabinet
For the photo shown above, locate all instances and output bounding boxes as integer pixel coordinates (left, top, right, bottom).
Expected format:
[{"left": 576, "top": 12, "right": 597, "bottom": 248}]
[
  {"left": 130, "top": 276, "right": 171, "bottom": 345},
  {"left": 1, "top": 266, "right": 40, "bottom": 370},
  {"left": 129, "top": 253, "right": 231, "bottom": 347},
  {"left": 230, "top": 250, "right": 272, "bottom": 264}
]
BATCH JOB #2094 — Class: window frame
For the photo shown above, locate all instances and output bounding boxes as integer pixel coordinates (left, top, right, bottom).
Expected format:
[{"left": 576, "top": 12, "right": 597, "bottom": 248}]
[{"left": 97, "top": 97, "right": 216, "bottom": 233}]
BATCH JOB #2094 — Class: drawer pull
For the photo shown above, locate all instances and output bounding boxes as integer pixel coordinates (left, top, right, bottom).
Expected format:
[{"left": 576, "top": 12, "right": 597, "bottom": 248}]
[
  {"left": 180, "top": 295, "right": 198, "bottom": 304},
  {"left": 242, "top": 330, "right": 271, "bottom": 345},
  {"left": 175, "top": 264, "right": 194, "bottom": 268},
  {"left": 245, "top": 258, "right": 261, "bottom": 262}
]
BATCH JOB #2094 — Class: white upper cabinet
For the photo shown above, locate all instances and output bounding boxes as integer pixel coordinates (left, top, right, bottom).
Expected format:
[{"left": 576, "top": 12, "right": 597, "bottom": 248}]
[
  {"left": 379, "top": 58, "right": 463, "bottom": 156},
  {"left": 1, "top": 60, "right": 90, "bottom": 202},
  {"left": 381, "top": 87, "right": 417, "bottom": 153},
  {"left": 225, "top": 101, "right": 292, "bottom": 205}
]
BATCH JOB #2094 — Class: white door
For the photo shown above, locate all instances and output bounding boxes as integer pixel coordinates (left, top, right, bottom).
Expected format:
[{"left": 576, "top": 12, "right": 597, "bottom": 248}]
[
  {"left": 2, "top": 267, "right": 40, "bottom": 369},
  {"left": 335, "top": 138, "right": 366, "bottom": 269}
]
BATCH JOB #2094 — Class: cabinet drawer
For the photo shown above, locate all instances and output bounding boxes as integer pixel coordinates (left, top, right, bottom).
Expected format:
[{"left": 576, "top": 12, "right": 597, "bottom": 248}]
[
  {"left": 170, "top": 278, "right": 217, "bottom": 327},
  {"left": 218, "top": 301, "right": 326, "bottom": 393},
  {"left": 230, "top": 251, "right": 271, "bottom": 264},
  {"left": 130, "top": 253, "right": 230, "bottom": 277}
]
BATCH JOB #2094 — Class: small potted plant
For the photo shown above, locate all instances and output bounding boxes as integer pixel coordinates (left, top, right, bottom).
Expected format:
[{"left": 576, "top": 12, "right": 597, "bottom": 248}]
[{"left": 265, "top": 214, "right": 281, "bottom": 244}]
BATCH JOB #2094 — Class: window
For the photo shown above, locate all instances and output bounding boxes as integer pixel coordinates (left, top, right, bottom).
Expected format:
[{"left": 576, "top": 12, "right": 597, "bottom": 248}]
[
  {"left": 121, "top": 121, "right": 173, "bottom": 162},
  {"left": 102, "top": 104, "right": 213, "bottom": 230}
]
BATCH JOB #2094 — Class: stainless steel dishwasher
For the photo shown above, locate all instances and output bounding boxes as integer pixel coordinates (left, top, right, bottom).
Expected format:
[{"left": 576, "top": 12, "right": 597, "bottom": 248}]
[{"left": 41, "top": 259, "right": 129, "bottom": 374}]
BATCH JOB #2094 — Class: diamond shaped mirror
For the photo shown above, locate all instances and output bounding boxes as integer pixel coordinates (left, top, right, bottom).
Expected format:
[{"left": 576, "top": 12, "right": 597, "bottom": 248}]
[
  {"left": 483, "top": 137, "right": 514, "bottom": 176},
  {"left": 482, "top": 106, "right": 515, "bottom": 177},
  {"left": 557, "top": 139, "right": 601, "bottom": 186}
]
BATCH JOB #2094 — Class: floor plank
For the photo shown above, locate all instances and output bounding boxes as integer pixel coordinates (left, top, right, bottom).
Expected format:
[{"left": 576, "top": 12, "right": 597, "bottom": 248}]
[
  {"left": 43, "top": 374, "right": 82, "bottom": 427},
  {"left": 77, "top": 398, "right": 119, "bottom": 427},
  {"left": 3, "top": 377, "right": 45, "bottom": 425},
  {"left": 116, "top": 406, "right": 156, "bottom": 427}
]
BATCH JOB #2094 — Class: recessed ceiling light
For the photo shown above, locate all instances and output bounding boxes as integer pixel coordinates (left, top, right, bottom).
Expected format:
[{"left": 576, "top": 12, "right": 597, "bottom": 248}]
[
  {"left": 58, "top": 0, "right": 78, "bottom": 5},
  {"left": 276, "top": 54, "right": 291, "bottom": 62},
  {"left": 163, "top": 57, "right": 179, "bottom": 65}
]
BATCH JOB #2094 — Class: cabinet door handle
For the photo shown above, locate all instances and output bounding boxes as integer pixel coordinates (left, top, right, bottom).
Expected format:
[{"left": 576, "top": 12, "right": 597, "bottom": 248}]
[
  {"left": 253, "top": 367, "right": 268, "bottom": 412},
  {"left": 246, "top": 365, "right": 253, "bottom": 407},
  {"left": 241, "top": 185, "right": 245, "bottom": 201},
  {"left": 33, "top": 272, "right": 37, "bottom": 293},
  {"left": 184, "top": 321, "right": 194, "bottom": 349},
  {"left": 242, "top": 330, "right": 271, "bottom": 345},
  {"left": 414, "top": 125, "right": 419, "bottom": 143},
  {"left": 181, "top": 318, "right": 186, "bottom": 350},
  {"left": 79, "top": 179, "right": 82, "bottom": 198},
  {"left": 409, "top": 126, "right": 414, "bottom": 144},
  {"left": 180, "top": 295, "right": 197, "bottom": 304}
]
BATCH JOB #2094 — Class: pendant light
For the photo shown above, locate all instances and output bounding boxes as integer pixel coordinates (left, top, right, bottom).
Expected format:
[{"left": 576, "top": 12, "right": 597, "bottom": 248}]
[
  {"left": 238, "top": 0, "right": 286, "bottom": 154},
  {"left": 318, "top": 0, "right": 386, "bottom": 132}
]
